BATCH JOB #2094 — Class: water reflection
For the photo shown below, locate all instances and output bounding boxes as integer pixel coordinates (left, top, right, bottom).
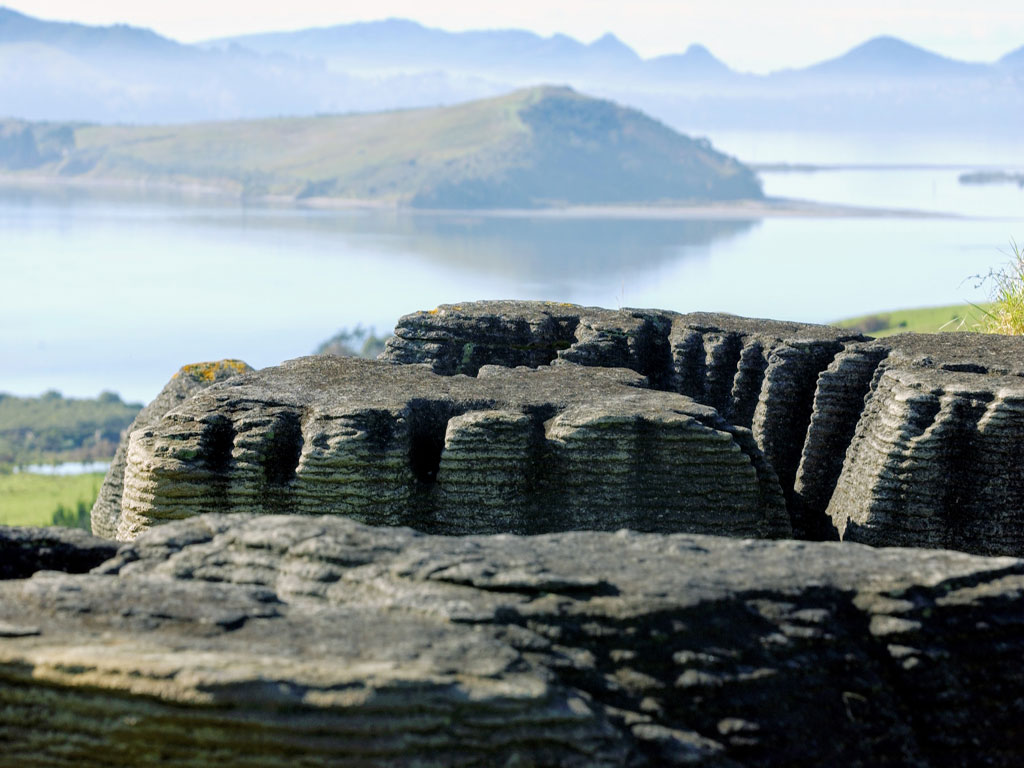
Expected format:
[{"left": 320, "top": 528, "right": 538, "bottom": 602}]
[
  {"left": 360, "top": 212, "right": 757, "bottom": 288},
  {"left": 0, "top": 183, "right": 1003, "bottom": 403}
]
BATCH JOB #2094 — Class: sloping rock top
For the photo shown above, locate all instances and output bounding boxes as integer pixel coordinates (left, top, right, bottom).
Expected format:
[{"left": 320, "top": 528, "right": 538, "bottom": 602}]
[{"left": 3, "top": 514, "right": 1024, "bottom": 766}]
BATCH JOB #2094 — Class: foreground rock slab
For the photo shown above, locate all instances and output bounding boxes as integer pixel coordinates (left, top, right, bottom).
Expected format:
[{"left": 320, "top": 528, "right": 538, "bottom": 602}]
[
  {"left": 386, "top": 301, "right": 1024, "bottom": 555},
  {"left": 106, "top": 356, "right": 787, "bottom": 541},
  {"left": 2, "top": 514, "right": 1024, "bottom": 766}
]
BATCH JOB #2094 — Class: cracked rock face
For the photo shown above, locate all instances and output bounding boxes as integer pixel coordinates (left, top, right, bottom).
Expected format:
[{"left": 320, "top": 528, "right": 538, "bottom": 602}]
[
  {"left": 385, "top": 301, "right": 1024, "bottom": 555},
  {"left": 104, "top": 356, "right": 788, "bottom": 542},
  {"left": 3, "top": 514, "right": 1024, "bottom": 767}
]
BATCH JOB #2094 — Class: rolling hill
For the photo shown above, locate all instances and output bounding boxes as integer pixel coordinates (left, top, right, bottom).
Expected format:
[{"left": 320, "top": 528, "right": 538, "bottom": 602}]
[{"left": 0, "top": 87, "right": 763, "bottom": 208}]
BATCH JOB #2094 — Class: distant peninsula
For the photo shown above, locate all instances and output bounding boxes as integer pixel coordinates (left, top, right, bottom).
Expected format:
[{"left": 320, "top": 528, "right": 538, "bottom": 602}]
[
  {"left": 0, "top": 87, "right": 762, "bottom": 209},
  {"left": 958, "top": 170, "right": 1024, "bottom": 188}
]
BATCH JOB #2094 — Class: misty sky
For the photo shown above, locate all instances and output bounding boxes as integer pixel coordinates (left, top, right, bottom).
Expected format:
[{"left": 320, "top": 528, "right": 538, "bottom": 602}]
[{"left": 7, "top": 1, "right": 1024, "bottom": 73}]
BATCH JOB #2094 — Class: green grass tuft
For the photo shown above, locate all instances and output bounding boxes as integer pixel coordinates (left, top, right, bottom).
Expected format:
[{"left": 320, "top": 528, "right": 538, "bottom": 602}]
[{"left": 979, "top": 240, "right": 1024, "bottom": 335}]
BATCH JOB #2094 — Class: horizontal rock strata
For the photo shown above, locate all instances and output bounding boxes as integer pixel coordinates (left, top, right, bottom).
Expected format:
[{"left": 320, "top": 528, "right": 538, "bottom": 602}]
[
  {"left": 107, "top": 356, "right": 788, "bottom": 541},
  {"left": 827, "top": 362, "right": 1024, "bottom": 555},
  {"left": 91, "top": 359, "right": 253, "bottom": 539},
  {"left": 385, "top": 301, "right": 862, "bottom": 538},
  {"left": 807, "top": 333, "right": 1024, "bottom": 552},
  {"left": 386, "top": 302, "right": 1024, "bottom": 555},
  {"left": 3, "top": 514, "right": 1024, "bottom": 766}
]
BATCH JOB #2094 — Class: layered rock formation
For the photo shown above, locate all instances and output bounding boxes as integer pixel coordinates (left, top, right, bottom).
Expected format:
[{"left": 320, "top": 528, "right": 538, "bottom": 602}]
[
  {"left": 825, "top": 335, "right": 1024, "bottom": 555},
  {"left": 106, "top": 357, "right": 787, "bottom": 542},
  {"left": 384, "top": 301, "right": 863, "bottom": 539},
  {"left": 91, "top": 359, "right": 253, "bottom": 539},
  {"left": 4, "top": 514, "right": 1024, "bottom": 766},
  {"left": 385, "top": 302, "right": 1024, "bottom": 555}
]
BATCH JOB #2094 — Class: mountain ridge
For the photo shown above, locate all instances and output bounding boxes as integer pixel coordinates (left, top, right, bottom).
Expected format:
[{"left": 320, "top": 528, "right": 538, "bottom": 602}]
[
  {"left": 0, "top": 7, "right": 1020, "bottom": 137},
  {"left": 799, "top": 35, "right": 993, "bottom": 78},
  {"left": 0, "top": 6, "right": 186, "bottom": 57}
]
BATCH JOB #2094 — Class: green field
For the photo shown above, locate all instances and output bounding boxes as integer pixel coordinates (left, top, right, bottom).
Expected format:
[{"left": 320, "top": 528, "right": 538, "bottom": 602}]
[
  {"left": 0, "top": 471, "right": 102, "bottom": 528},
  {"left": 833, "top": 302, "right": 993, "bottom": 337}
]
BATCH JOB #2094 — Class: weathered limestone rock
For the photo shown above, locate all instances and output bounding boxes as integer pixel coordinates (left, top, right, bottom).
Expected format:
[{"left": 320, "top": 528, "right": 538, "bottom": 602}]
[
  {"left": 386, "top": 302, "right": 1024, "bottom": 555},
  {"left": 108, "top": 356, "right": 788, "bottom": 541},
  {"left": 826, "top": 353, "right": 1024, "bottom": 554},
  {"left": 2, "top": 514, "right": 1024, "bottom": 766},
  {"left": 791, "top": 333, "right": 1024, "bottom": 551},
  {"left": 91, "top": 359, "right": 253, "bottom": 538},
  {"left": 385, "top": 301, "right": 862, "bottom": 535},
  {"left": 91, "top": 303, "right": 1024, "bottom": 555},
  {"left": 0, "top": 525, "right": 118, "bottom": 579}
]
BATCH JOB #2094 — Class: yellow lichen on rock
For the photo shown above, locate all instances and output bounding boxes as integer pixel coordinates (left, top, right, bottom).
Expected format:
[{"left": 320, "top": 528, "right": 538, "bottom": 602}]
[{"left": 174, "top": 359, "right": 252, "bottom": 383}]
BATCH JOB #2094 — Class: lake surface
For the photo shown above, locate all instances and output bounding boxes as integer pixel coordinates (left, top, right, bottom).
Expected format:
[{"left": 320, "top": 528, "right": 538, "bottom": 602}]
[
  {"left": 14, "top": 461, "right": 110, "bottom": 475},
  {"left": 2, "top": 156, "right": 1022, "bottom": 404}
]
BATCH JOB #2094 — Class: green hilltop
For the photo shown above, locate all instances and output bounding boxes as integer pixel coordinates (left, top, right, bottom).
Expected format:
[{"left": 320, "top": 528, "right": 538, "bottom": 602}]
[{"left": 0, "top": 87, "right": 762, "bottom": 208}]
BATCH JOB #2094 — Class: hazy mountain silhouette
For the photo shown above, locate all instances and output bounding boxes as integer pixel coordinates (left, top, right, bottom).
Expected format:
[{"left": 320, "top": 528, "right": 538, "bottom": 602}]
[
  {"left": 0, "top": 6, "right": 185, "bottom": 57},
  {"left": 0, "top": 7, "right": 1020, "bottom": 139},
  {"left": 999, "top": 45, "right": 1024, "bottom": 70},
  {"left": 210, "top": 20, "right": 648, "bottom": 81},
  {"left": 647, "top": 44, "right": 737, "bottom": 80},
  {"left": 797, "top": 36, "right": 992, "bottom": 79}
]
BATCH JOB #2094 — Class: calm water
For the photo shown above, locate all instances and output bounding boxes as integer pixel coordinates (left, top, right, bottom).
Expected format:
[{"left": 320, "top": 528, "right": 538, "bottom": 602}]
[
  {"left": 14, "top": 461, "right": 110, "bottom": 475},
  {"left": 2, "top": 161, "right": 1022, "bottom": 403}
]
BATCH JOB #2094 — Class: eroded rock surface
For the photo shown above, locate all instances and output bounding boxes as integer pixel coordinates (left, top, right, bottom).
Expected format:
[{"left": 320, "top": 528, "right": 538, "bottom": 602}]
[
  {"left": 826, "top": 346, "right": 1024, "bottom": 554},
  {"left": 386, "top": 302, "right": 1024, "bottom": 554},
  {"left": 91, "top": 359, "right": 253, "bottom": 538},
  {"left": 802, "top": 333, "right": 1024, "bottom": 551},
  {"left": 385, "top": 301, "right": 862, "bottom": 535},
  {"left": 107, "top": 356, "right": 787, "bottom": 541},
  {"left": 3, "top": 514, "right": 1024, "bottom": 766}
]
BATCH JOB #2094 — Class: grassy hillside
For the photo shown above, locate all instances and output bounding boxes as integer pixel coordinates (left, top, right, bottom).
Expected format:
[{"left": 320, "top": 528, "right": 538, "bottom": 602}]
[
  {"left": 833, "top": 302, "right": 993, "bottom": 337},
  {"left": 0, "top": 87, "right": 762, "bottom": 208}
]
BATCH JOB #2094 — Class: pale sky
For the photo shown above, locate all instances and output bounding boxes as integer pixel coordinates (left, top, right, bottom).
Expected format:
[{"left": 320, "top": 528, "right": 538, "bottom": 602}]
[{"left": 7, "top": 0, "right": 1024, "bottom": 73}]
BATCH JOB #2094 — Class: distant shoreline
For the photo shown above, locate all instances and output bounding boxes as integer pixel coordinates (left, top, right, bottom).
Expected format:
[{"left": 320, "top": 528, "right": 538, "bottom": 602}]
[{"left": 0, "top": 174, "right": 957, "bottom": 220}]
